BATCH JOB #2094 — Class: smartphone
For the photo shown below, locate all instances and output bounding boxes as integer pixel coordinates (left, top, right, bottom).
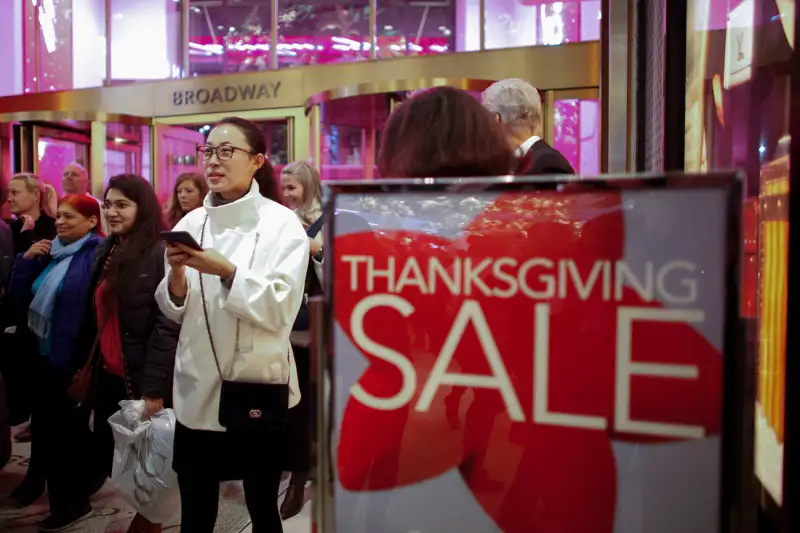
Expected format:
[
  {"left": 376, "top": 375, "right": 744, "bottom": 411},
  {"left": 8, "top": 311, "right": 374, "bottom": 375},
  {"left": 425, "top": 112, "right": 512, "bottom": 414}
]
[{"left": 161, "top": 231, "right": 203, "bottom": 251}]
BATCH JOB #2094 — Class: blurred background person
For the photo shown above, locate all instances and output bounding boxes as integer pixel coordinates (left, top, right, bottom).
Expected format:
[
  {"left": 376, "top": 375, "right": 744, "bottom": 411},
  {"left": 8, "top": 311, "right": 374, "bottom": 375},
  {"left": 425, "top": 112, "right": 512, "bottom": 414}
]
[
  {"left": 279, "top": 161, "right": 324, "bottom": 519},
  {"left": 61, "top": 163, "right": 90, "bottom": 197},
  {"left": 165, "top": 172, "right": 208, "bottom": 228},
  {"left": 156, "top": 117, "right": 308, "bottom": 532},
  {"left": 482, "top": 78, "right": 575, "bottom": 175},
  {"left": 6, "top": 194, "right": 103, "bottom": 529},
  {"left": 2, "top": 174, "right": 57, "bottom": 444},
  {"left": 6, "top": 174, "right": 57, "bottom": 259},
  {"left": 62, "top": 163, "right": 108, "bottom": 232},
  {"left": 1, "top": 177, "right": 12, "bottom": 307},
  {"left": 0, "top": 178, "right": 12, "bottom": 474}
]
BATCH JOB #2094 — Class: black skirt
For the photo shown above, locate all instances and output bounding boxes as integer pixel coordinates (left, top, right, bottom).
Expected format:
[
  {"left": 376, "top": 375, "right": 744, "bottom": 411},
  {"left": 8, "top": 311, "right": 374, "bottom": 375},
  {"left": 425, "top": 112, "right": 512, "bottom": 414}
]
[
  {"left": 173, "top": 420, "right": 289, "bottom": 482},
  {"left": 173, "top": 345, "right": 313, "bottom": 479}
]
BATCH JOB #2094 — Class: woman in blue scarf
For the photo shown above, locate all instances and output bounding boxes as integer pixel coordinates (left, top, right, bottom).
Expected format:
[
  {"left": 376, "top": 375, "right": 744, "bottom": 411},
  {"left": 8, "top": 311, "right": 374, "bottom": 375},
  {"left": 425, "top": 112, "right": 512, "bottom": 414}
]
[{"left": 7, "top": 194, "right": 103, "bottom": 531}]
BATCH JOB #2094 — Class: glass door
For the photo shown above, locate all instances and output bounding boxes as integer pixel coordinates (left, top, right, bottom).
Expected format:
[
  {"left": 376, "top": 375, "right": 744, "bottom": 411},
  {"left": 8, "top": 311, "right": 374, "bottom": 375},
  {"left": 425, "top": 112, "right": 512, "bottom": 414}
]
[
  {"left": 545, "top": 88, "right": 600, "bottom": 176},
  {"left": 32, "top": 125, "right": 91, "bottom": 195},
  {"left": 104, "top": 122, "right": 147, "bottom": 186},
  {"left": 311, "top": 93, "right": 396, "bottom": 181},
  {"left": 152, "top": 123, "right": 204, "bottom": 204}
]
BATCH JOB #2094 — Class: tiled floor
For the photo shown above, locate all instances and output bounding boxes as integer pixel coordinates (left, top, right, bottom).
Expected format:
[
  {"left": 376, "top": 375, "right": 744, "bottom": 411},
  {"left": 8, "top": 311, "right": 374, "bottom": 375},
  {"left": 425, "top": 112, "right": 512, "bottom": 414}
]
[{"left": 0, "top": 426, "right": 312, "bottom": 533}]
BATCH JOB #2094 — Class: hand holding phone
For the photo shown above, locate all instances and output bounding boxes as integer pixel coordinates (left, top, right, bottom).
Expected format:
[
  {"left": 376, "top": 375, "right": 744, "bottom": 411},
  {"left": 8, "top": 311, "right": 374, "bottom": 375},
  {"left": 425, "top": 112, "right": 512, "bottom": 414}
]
[
  {"left": 161, "top": 231, "right": 203, "bottom": 251},
  {"left": 162, "top": 231, "right": 236, "bottom": 280},
  {"left": 163, "top": 232, "right": 196, "bottom": 298}
]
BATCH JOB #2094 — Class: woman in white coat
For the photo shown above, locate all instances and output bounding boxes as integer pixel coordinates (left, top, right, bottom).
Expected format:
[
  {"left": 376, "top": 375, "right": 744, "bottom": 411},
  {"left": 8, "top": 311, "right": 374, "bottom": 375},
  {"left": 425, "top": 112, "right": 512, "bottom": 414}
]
[{"left": 155, "top": 117, "right": 309, "bottom": 532}]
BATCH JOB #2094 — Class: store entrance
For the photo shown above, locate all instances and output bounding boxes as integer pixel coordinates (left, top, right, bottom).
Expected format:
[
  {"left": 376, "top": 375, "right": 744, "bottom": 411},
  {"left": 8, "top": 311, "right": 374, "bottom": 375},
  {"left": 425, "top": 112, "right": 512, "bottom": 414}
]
[
  {"left": 306, "top": 81, "right": 493, "bottom": 181},
  {"left": 306, "top": 83, "right": 602, "bottom": 179},
  {"left": 10, "top": 119, "right": 151, "bottom": 198}
]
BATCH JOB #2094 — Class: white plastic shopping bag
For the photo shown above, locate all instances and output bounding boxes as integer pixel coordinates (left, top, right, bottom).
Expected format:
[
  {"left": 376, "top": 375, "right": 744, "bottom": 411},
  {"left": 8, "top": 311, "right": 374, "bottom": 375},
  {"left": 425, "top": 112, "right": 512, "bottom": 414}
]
[{"left": 108, "top": 400, "right": 181, "bottom": 524}]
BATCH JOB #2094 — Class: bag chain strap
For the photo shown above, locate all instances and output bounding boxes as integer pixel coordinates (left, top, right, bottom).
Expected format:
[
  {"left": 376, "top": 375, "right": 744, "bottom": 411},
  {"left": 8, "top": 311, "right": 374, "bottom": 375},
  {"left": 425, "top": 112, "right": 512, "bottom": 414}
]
[
  {"left": 195, "top": 215, "right": 291, "bottom": 383},
  {"left": 198, "top": 216, "right": 224, "bottom": 379}
]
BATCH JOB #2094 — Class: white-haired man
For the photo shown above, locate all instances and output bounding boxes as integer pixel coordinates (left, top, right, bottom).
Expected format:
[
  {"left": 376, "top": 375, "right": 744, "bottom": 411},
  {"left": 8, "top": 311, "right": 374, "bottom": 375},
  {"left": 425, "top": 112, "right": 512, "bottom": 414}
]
[
  {"left": 482, "top": 78, "right": 575, "bottom": 175},
  {"left": 62, "top": 162, "right": 108, "bottom": 232}
]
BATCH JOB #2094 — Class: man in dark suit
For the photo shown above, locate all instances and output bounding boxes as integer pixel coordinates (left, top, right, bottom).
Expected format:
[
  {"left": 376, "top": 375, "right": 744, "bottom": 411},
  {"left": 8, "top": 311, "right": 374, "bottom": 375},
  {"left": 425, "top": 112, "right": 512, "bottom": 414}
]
[{"left": 482, "top": 78, "right": 575, "bottom": 175}]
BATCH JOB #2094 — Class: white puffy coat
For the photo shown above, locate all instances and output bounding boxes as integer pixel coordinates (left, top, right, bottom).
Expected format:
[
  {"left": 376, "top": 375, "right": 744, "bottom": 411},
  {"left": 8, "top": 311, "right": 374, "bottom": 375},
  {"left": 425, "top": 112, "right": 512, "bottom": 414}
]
[{"left": 155, "top": 182, "right": 309, "bottom": 431}]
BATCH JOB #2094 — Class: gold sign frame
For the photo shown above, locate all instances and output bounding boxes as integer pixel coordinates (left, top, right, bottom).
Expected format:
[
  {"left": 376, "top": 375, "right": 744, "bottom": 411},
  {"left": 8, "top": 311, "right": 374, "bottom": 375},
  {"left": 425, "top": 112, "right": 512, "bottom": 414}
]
[{"left": 0, "top": 44, "right": 599, "bottom": 123}]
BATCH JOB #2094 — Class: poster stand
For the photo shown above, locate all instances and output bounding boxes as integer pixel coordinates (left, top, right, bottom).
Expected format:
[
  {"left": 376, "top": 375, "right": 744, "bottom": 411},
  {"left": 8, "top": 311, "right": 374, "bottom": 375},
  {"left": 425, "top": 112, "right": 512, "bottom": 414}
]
[{"left": 314, "top": 172, "right": 752, "bottom": 533}]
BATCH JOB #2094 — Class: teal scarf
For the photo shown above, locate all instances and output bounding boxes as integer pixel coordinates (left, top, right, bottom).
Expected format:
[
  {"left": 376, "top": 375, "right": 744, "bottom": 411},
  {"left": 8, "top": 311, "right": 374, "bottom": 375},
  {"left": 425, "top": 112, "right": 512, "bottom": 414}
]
[{"left": 28, "top": 233, "right": 94, "bottom": 340}]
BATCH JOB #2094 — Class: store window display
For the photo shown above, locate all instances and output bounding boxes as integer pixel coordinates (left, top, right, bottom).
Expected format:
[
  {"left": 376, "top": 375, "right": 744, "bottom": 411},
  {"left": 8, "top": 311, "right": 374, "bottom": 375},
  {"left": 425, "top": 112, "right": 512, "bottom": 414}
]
[
  {"left": 109, "top": 0, "right": 182, "bottom": 81},
  {"left": 484, "top": 0, "right": 601, "bottom": 50},
  {"left": 277, "top": 0, "right": 372, "bottom": 67},
  {"left": 683, "top": 0, "right": 794, "bottom": 515},
  {"left": 20, "top": 0, "right": 181, "bottom": 93}
]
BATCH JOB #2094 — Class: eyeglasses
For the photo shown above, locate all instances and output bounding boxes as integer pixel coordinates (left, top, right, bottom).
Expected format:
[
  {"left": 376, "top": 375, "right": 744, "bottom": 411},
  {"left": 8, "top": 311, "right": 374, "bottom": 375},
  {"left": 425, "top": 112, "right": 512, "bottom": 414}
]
[
  {"left": 103, "top": 200, "right": 133, "bottom": 212},
  {"left": 197, "top": 145, "right": 253, "bottom": 161}
]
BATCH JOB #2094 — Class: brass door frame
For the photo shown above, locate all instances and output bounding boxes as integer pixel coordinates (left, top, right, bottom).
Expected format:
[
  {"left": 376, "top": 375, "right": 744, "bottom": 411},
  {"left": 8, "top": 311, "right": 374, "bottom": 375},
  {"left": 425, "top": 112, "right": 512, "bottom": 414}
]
[
  {"left": 0, "top": 44, "right": 599, "bottom": 122},
  {"left": 152, "top": 107, "right": 309, "bottom": 192},
  {"left": 306, "top": 78, "right": 501, "bottom": 176},
  {"left": 542, "top": 88, "right": 601, "bottom": 145},
  {"left": 31, "top": 125, "right": 91, "bottom": 176},
  {"left": 105, "top": 139, "right": 142, "bottom": 176}
]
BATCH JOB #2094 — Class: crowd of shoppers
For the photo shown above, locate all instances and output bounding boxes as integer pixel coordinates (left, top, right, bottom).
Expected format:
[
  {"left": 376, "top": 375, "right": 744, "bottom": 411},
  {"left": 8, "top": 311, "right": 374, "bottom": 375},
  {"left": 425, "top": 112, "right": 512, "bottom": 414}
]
[{"left": 0, "top": 77, "right": 570, "bottom": 532}]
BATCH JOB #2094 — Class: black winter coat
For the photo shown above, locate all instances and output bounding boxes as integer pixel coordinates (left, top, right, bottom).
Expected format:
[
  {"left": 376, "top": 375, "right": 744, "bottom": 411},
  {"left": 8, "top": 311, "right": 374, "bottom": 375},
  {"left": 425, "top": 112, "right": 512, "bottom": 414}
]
[{"left": 73, "top": 238, "right": 179, "bottom": 400}]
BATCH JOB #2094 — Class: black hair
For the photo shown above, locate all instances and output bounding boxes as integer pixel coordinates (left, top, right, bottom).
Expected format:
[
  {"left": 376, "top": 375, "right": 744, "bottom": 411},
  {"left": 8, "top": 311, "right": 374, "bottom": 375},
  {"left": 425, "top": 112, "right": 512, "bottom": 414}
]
[{"left": 215, "top": 117, "right": 281, "bottom": 204}]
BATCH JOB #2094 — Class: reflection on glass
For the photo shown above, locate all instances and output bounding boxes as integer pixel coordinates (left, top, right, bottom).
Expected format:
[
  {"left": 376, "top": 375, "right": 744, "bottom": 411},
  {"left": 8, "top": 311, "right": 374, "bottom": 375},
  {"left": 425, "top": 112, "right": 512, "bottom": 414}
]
[
  {"left": 105, "top": 123, "right": 146, "bottom": 186},
  {"left": 25, "top": 0, "right": 75, "bottom": 92},
  {"left": 189, "top": 1, "right": 274, "bottom": 76},
  {"left": 264, "top": 120, "right": 290, "bottom": 168},
  {"left": 73, "top": 0, "right": 107, "bottom": 88},
  {"left": 553, "top": 99, "right": 599, "bottom": 175},
  {"left": 105, "top": 149, "right": 130, "bottom": 187},
  {"left": 278, "top": 0, "right": 370, "bottom": 67},
  {"left": 37, "top": 137, "right": 88, "bottom": 195},
  {"left": 111, "top": 0, "right": 181, "bottom": 81},
  {"left": 318, "top": 95, "right": 388, "bottom": 180},
  {"left": 375, "top": 1, "right": 454, "bottom": 59},
  {"left": 0, "top": 2, "right": 26, "bottom": 97},
  {"left": 485, "top": 0, "right": 600, "bottom": 50},
  {"left": 22, "top": 0, "right": 182, "bottom": 90},
  {"left": 321, "top": 125, "right": 366, "bottom": 180},
  {"left": 155, "top": 124, "right": 204, "bottom": 204}
]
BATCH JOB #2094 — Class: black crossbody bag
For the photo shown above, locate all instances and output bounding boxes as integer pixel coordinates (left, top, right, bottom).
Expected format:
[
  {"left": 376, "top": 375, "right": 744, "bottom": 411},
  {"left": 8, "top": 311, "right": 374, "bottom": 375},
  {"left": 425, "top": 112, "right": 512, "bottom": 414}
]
[{"left": 197, "top": 216, "right": 289, "bottom": 431}]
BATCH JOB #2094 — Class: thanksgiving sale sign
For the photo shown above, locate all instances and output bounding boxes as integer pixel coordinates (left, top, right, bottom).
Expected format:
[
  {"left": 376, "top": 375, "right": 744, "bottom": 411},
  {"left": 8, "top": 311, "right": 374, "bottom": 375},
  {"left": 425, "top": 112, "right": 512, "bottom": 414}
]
[{"left": 330, "top": 186, "right": 732, "bottom": 533}]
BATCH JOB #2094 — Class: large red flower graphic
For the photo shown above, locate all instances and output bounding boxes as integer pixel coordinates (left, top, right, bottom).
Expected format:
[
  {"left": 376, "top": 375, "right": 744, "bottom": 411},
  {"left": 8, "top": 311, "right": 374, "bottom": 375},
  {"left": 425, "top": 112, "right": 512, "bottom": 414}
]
[{"left": 333, "top": 191, "right": 722, "bottom": 533}]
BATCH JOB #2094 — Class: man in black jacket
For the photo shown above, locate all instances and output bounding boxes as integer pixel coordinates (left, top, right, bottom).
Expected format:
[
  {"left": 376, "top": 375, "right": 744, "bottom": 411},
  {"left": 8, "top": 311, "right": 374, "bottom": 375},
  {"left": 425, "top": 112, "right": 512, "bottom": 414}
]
[{"left": 482, "top": 78, "right": 575, "bottom": 175}]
